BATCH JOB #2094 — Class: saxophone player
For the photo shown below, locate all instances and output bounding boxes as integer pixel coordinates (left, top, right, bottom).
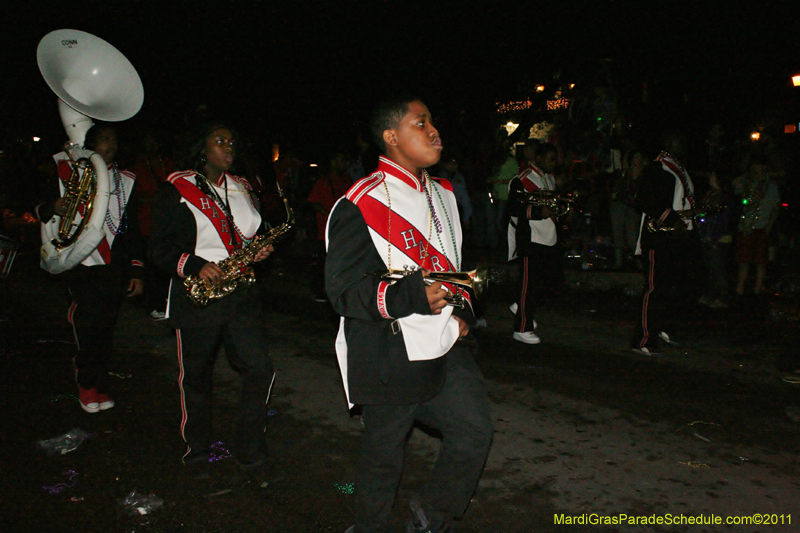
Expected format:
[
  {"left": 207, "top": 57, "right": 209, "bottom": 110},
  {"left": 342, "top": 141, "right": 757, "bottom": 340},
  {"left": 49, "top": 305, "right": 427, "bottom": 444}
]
[{"left": 149, "top": 123, "right": 275, "bottom": 486}]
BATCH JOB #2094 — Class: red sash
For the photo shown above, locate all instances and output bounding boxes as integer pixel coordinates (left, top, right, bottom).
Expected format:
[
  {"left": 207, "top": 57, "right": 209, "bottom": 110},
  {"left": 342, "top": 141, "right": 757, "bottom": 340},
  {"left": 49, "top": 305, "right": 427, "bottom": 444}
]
[
  {"left": 57, "top": 160, "right": 113, "bottom": 264},
  {"left": 357, "top": 194, "right": 469, "bottom": 305},
  {"left": 519, "top": 163, "right": 547, "bottom": 192},
  {"left": 170, "top": 173, "right": 239, "bottom": 256},
  {"left": 358, "top": 194, "right": 455, "bottom": 273}
]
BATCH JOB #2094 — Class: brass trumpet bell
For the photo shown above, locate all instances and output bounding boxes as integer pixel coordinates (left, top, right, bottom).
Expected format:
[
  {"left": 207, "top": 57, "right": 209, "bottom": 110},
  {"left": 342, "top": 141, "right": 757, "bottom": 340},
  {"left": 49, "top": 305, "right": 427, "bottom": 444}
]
[
  {"left": 424, "top": 263, "right": 488, "bottom": 299},
  {"left": 380, "top": 262, "right": 488, "bottom": 308}
]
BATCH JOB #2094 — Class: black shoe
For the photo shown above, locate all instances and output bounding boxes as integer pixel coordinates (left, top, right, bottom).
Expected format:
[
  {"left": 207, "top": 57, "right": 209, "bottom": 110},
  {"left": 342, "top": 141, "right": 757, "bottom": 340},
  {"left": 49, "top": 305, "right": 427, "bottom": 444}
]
[
  {"left": 183, "top": 449, "right": 211, "bottom": 466},
  {"left": 236, "top": 457, "right": 271, "bottom": 489},
  {"left": 182, "top": 449, "right": 217, "bottom": 491}
]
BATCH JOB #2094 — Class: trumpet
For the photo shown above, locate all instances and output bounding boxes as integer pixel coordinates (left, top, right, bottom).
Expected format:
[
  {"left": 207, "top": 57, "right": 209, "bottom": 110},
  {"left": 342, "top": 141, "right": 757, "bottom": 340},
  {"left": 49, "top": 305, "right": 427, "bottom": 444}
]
[
  {"left": 377, "top": 263, "right": 488, "bottom": 309},
  {"left": 515, "top": 190, "right": 578, "bottom": 218}
]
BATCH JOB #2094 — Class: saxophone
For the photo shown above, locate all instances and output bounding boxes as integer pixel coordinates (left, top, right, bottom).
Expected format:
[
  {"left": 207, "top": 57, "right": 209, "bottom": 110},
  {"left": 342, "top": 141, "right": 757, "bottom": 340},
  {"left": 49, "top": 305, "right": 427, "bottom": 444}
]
[
  {"left": 645, "top": 203, "right": 724, "bottom": 233},
  {"left": 184, "top": 184, "right": 294, "bottom": 307}
]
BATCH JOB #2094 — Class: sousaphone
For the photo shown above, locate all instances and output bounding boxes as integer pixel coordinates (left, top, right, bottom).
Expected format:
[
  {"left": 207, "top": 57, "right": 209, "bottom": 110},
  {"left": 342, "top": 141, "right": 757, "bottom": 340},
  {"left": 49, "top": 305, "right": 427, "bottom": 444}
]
[{"left": 37, "top": 29, "right": 144, "bottom": 274}]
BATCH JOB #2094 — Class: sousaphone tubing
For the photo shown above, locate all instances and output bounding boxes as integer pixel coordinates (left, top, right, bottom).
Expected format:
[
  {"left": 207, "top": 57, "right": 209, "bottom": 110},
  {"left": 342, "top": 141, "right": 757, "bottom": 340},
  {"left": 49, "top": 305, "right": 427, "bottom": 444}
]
[{"left": 37, "top": 29, "right": 144, "bottom": 274}]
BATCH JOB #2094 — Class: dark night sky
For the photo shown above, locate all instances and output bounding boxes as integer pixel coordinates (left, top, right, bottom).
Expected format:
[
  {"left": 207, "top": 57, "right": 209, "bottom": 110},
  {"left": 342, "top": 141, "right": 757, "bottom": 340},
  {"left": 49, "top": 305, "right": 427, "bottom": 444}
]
[{"left": 3, "top": 1, "right": 800, "bottom": 156}]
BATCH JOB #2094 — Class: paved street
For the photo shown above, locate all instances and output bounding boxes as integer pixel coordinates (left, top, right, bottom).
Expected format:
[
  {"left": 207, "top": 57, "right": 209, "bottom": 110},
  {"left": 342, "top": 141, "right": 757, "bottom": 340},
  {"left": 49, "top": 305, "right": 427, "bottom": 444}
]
[{"left": 2, "top": 244, "right": 800, "bottom": 532}]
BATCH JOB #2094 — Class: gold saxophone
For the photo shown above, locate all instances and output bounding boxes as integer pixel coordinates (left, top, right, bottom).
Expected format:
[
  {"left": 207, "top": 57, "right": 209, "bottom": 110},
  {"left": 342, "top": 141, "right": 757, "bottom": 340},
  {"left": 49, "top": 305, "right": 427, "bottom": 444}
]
[
  {"left": 184, "top": 184, "right": 294, "bottom": 306},
  {"left": 645, "top": 203, "right": 724, "bottom": 233}
]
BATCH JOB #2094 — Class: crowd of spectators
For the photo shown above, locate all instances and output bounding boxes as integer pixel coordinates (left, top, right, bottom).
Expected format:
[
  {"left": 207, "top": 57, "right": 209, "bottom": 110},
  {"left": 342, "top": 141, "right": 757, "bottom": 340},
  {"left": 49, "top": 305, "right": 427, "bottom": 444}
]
[{"left": 1, "top": 92, "right": 798, "bottom": 308}]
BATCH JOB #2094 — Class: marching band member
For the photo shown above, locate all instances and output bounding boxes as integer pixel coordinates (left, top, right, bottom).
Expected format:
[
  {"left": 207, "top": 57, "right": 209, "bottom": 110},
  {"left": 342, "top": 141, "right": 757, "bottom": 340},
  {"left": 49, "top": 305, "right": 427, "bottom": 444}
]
[
  {"left": 149, "top": 123, "right": 275, "bottom": 483},
  {"left": 325, "top": 96, "right": 492, "bottom": 533},
  {"left": 35, "top": 124, "right": 144, "bottom": 413},
  {"left": 507, "top": 140, "right": 562, "bottom": 345},
  {"left": 631, "top": 133, "right": 702, "bottom": 355}
]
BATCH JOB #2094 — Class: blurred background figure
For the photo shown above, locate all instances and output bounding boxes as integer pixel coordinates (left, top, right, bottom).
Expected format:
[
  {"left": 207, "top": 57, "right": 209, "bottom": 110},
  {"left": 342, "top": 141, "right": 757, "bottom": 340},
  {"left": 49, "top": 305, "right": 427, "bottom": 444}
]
[
  {"left": 306, "top": 149, "right": 351, "bottom": 302},
  {"left": 733, "top": 151, "right": 781, "bottom": 296},
  {"left": 438, "top": 154, "right": 473, "bottom": 231},
  {"left": 130, "top": 131, "right": 174, "bottom": 320},
  {"left": 484, "top": 138, "right": 519, "bottom": 258},
  {"left": 697, "top": 170, "right": 735, "bottom": 309}
]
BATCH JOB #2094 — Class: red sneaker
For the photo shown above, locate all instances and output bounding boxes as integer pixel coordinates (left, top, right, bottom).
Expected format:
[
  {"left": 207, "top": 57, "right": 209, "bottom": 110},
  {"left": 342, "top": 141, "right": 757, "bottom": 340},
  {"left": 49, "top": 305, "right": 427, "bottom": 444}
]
[
  {"left": 95, "top": 391, "right": 115, "bottom": 411},
  {"left": 79, "top": 387, "right": 100, "bottom": 413}
]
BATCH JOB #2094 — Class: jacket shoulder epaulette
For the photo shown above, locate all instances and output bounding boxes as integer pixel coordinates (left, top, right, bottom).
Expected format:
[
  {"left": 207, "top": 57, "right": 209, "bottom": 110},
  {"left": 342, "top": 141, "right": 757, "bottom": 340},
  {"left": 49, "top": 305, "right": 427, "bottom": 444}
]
[{"left": 346, "top": 171, "right": 385, "bottom": 205}]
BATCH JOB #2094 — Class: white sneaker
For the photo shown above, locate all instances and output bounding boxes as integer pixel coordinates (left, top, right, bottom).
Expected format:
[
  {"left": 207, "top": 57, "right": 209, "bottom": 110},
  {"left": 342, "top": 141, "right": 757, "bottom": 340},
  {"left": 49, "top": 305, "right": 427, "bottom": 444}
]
[
  {"left": 149, "top": 310, "right": 167, "bottom": 321},
  {"left": 658, "top": 331, "right": 681, "bottom": 347},
  {"left": 513, "top": 331, "right": 541, "bottom": 344},
  {"left": 631, "top": 346, "right": 661, "bottom": 356},
  {"left": 96, "top": 391, "right": 115, "bottom": 411}
]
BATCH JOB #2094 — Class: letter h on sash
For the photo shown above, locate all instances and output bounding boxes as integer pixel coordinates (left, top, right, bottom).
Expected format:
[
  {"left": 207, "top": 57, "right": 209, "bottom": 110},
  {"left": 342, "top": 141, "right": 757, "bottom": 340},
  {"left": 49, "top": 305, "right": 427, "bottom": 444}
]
[{"left": 401, "top": 229, "right": 418, "bottom": 250}]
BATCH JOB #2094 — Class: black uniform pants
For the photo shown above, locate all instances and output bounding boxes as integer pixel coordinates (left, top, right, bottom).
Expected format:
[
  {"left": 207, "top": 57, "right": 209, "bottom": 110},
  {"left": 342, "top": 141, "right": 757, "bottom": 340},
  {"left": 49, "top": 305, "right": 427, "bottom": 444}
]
[
  {"left": 67, "top": 264, "right": 125, "bottom": 391},
  {"left": 632, "top": 235, "right": 702, "bottom": 349},
  {"left": 354, "top": 348, "right": 493, "bottom": 533},
  {"left": 177, "top": 310, "right": 275, "bottom": 464},
  {"left": 514, "top": 242, "right": 562, "bottom": 333}
]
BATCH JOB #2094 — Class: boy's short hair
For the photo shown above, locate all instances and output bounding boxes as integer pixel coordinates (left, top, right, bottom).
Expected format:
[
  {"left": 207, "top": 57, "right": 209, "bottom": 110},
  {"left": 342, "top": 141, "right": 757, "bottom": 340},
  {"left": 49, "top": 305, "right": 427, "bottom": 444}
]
[
  {"left": 370, "top": 95, "right": 420, "bottom": 153},
  {"left": 523, "top": 138, "right": 541, "bottom": 152},
  {"left": 523, "top": 139, "right": 556, "bottom": 159},
  {"left": 536, "top": 142, "right": 558, "bottom": 159}
]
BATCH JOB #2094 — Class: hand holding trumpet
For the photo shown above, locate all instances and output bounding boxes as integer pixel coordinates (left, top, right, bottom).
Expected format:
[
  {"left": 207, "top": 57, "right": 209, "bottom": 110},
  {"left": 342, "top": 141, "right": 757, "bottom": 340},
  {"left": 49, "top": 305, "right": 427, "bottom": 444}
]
[
  {"left": 422, "top": 269, "right": 470, "bottom": 338},
  {"left": 422, "top": 269, "right": 448, "bottom": 314}
]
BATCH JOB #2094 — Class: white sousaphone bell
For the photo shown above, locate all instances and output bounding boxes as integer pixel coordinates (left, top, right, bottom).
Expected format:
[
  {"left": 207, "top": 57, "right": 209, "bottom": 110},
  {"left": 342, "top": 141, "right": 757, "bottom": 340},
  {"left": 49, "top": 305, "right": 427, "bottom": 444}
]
[{"left": 37, "top": 29, "right": 144, "bottom": 274}]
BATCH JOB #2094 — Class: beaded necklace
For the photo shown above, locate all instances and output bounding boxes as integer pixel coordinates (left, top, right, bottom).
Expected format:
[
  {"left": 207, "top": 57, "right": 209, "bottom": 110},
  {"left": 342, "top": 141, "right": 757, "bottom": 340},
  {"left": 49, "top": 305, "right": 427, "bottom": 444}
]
[
  {"left": 424, "top": 172, "right": 460, "bottom": 269},
  {"left": 105, "top": 162, "right": 128, "bottom": 236},
  {"left": 382, "top": 180, "right": 394, "bottom": 269},
  {"left": 194, "top": 172, "right": 252, "bottom": 246},
  {"left": 383, "top": 178, "right": 433, "bottom": 270},
  {"left": 382, "top": 172, "right": 459, "bottom": 271}
]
